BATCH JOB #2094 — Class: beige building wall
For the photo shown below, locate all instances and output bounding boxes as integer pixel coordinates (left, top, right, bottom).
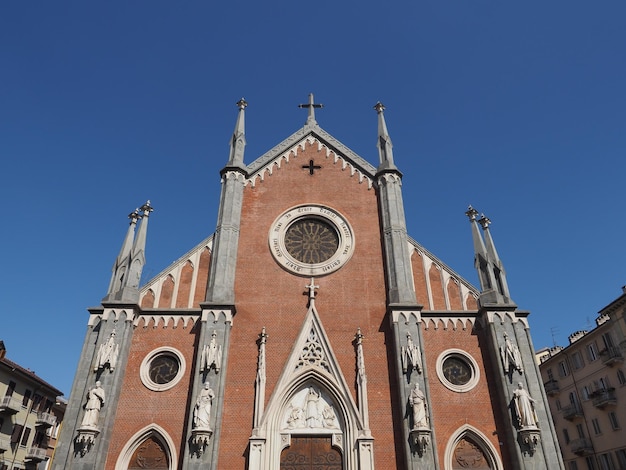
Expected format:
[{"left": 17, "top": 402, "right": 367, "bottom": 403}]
[
  {"left": 539, "top": 290, "right": 626, "bottom": 470},
  {"left": 0, "top": 350, "right": 63, "bottom": 470}
]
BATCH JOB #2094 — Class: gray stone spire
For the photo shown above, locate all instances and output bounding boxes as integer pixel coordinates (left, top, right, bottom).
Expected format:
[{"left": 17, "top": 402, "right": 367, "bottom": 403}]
[
  {"left": 465, "top": 206, "right": 513, "bottom": 306},
  {"left": 374, "top": 102, "right": 398, "bottom": 173},
  {"left": 227, "top": 98, "right": 247, "bottom": 169},
  {"left": 104, "top": 208, "right": 140, "bottom": 300},
  {"left": 103, "top": 201, "right": 152, "bottom": 304},
  {"left": 374, "top": 103, "right": 417, "bottom": 306}
]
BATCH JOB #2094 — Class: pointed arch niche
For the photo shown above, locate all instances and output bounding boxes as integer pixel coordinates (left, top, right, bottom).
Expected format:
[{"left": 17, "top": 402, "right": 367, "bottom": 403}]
[
  {"left": 444, "top": 425, "right": 503, "bottom": 470},
  {"left": 248, "top": 307, "right": 373, "bottom": 470},
  {"left": 115, "top": 424, "right": 177, "bottom": 470}
]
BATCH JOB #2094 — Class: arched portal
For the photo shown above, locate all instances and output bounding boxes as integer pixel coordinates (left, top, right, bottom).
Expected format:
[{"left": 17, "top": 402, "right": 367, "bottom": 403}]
[
  {"left": 115, "top": 424, "right": 177, "bottom": 470},
  {"left": 128, "top": 436, "right": 168, "bottom": 469},
  {"left": 280, "top": 436, "right": 342, "bottom": 470},
  {"left": 444, "top": 425, "right": 503, "bottom": 470}
]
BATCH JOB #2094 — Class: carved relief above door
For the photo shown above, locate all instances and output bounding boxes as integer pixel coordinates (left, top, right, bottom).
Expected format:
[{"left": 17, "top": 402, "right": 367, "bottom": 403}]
[
  {"left": 452, "top": 437, "right": 491, "bottom": 469},
  {"left": 280, "top": 436, "right": 342, "bottom": 470}
]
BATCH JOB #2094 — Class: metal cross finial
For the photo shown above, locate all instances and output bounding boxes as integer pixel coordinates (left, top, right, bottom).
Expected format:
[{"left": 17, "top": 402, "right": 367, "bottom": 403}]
[
  {"left": 128, "top": 208, "right": 141, "bottom": 222},
  {"left": 478, "top": 214, "right": 491, "bottom": 230},
  {"left": 465, "top": 205, "right": 479, "bottom": 221},
  {"left": 298, "top": 93, "right": 323, "bottom": 124},
  {"left": 236, "top": 98, "right": 248, "bottom": 110},
  {"left": 374, "top": 102, "right": 385, "bottom": 113},
  {"left": 306, "top": 277, "right": 319, "bottom": 301}
]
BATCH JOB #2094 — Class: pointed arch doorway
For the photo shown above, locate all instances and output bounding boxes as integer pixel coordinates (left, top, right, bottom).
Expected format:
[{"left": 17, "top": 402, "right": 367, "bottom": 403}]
[{"left": 280, "top": 436, "right": 343, "bottom": 470}]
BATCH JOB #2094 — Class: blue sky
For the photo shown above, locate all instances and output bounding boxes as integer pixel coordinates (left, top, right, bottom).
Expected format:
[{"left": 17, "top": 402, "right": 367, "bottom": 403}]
[{"left": 2, "top": 1, "right": 625, "bottom": 396}]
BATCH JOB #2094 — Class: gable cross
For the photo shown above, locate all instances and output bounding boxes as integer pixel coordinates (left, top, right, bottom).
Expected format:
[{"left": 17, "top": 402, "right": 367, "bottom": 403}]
[
  {"left": 298, "top": 93, "right": 323, "bottom": 124},
  {"left": 302, "top": 159, "right": 322, "bottom": 175}
]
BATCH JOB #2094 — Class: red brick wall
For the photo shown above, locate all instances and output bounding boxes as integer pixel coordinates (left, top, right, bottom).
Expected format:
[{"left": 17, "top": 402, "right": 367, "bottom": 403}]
[
  {"left": 422, "top": 324, "right": 504, "bottom": 466},
  {"left": 104, "top": 318, "right": 198, "bottom": 469},
  {"left": 217, "top": 142, "right": 398, "bottom": 467}
]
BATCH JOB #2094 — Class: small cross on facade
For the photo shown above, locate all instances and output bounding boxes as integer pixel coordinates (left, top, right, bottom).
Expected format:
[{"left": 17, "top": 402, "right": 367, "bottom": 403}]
[
  {"left": 306, "top": 278, "right": 319, "bottom": 301},
  {"left": 302, "top": 159, "right": 322, "bottom": 175}
]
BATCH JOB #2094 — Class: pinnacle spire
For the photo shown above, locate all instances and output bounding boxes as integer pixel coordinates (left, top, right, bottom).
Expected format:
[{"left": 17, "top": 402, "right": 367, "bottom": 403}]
[
  {"left": 227, "top": 98, "right": 247, "bottom": 167},
  {"left": 298, "top": 93, "right": 323, "bottom": 125},
  {"left": 103, "top": 201, "right": 153, "bottom": 303},
  {"left": 465, "top": 206, "right": 513, "bottom": 306},
  {"left": 374, "top": 102, "right": 397, "bottom": 172}
]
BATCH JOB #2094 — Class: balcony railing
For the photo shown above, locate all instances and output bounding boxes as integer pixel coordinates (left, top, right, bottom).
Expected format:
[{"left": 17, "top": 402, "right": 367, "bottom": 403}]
[
  {"left": 571, "top": 438, "right": 594, "bottom": 456},
  {"left": 544, "top": 379, "right": 560, "bottom": 396},
  {"left": 35, "top": 411, "right": 57, "bottom": 428},
  {"left": 561, "top": 404, "right": 583, "bottom": 421},
  {"left": 25, "top": 446, "right": 48, "bottom": 462},
  {"left": 600, "top": 346, "right": 624, "bottom": 366},
  {"left": 0, "top": 396, "right": 21, "bottom": 414},
  {"left": 592, "top": 388, "right": 617, "bottom": 408},
  {"left": 0, "top": 437, "right": 10, "bottom": 453}
]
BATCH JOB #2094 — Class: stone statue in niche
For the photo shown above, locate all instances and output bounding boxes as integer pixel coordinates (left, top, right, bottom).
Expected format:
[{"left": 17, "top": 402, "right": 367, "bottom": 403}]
[
  {"left": 283, "top": 387, "right": 339, "bottom": 431},
  {"left": 287, "top": 406, "right": 305, "bottom": 429},
  {"left": 305, "top": 387, "right": 321, "bottom": 428},
  {"left": 193, "top": 382, "right": 215, "bottom": 430},
  {"left": 500, "top": 332, "right": 523, "bottom": 375},
  {"left": 322, "top": 405, "right": 338, "bottom": 429},
  {"left": 513, "top": 383, "right": 538, "bottom": 429},
  {"left": 409, "top": 383, "right": 428, "bottom": 429},
  {"left": 94, "top": 331, "right": 119, "bottom": 373},
  {"left": 401, "top": 333, "right": 422, "bottom": 375},
  {"left": 81, "top": 381, "right": 105, "bottom": 429},
  {"left": 200, "top": 330, "right": 223, "bottom": 373}
]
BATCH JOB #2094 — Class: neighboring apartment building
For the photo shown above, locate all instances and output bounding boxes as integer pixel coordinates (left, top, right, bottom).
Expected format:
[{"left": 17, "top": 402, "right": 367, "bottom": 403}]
[
  {"left": 0, "top": 341, "right": 64, "bottom": 470},
  {"left": 539, "top": 287, "right": 626, "bottom": 470}
]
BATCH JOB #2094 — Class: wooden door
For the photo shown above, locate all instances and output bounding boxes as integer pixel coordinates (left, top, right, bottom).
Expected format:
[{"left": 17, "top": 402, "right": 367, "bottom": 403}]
[{"left": 280, "top": 436, "right": 343, "bottom": 470}]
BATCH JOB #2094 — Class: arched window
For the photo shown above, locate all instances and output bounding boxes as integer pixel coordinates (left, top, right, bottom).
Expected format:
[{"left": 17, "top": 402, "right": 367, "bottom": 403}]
[
  {"left": 445, "top": 426, "right": 503, "bottom": 470},
  {"left": 115, "top": 425, "right": 177, "bottom": 470}
]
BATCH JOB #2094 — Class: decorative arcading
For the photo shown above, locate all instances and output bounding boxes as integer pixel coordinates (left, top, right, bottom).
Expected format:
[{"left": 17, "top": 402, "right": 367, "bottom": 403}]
[
  {"left": 134, "top": 315, "right": 197, "bottom": 328},
  {"left": 138, "top": 236, "right": 213, "bottom": 309},
  {"left": 246, "top": 136, "right": 374, "bottom": 189}
]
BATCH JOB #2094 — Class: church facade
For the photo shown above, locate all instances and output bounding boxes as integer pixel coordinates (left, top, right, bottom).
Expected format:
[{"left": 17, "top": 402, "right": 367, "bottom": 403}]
[{"left": 52, "top": 96, "right": 564, "bottom": 469}]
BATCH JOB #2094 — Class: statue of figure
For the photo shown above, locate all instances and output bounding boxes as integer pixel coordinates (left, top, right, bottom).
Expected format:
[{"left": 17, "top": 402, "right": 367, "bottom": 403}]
[
  {"left": 94, "top": 331, "right": 119, "bottom": 372},
  {"left": 193, "top": 382, "right": 215, "bottom": 430},
  {"left": 305, "top": 387, "right": 321, "bottom": 428},
  {"left": 500, "top": 333, "right": 523, "bottom": 375},
  {"left": 81, "top": 381, "right": 105, "bottom": 428},
  {"left": 409, "top": 383, "right": 428, "bottom": 429},
  {"left": 322, "top": 405, "right": 338, "bottom": 429},
  {"left": 287, "top": 406, "right": 304, "bottom": 429},
  {"left": 401, "top": 333, "right": 422, "bottom": 374},
  {"left": 513, "top": 383, "right": 538, "bottom": 428},
  {"left": 200, "top": 331, "right": 223, "bottom": 373}
]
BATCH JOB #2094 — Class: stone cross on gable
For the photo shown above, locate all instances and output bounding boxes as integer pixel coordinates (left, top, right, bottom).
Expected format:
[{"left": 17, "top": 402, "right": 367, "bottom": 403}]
[
  {"left": 306, "top": 278, "right": 319, "bottom": 301},
  {"left": 298, "top": 93, "right": 323, "bottom": 124}
]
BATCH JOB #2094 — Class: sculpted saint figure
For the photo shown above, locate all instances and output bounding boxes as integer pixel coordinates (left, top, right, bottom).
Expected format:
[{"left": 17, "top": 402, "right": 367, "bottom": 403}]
[
  {"left": 193, "top": 382, "right": 215, "bottom": 430},
  {"left": 94, "top": 331, "right": 119, "bottom": 372},
  {"left": 322, "top": 405, "right": 338, "bottom": 429},
  {"left": 500, "top": 333, "right": 523, "bottom": 375},
  {"left": 81, "top": 381, "right": 105, "bottom": 428},
  {"left": 409, "top": 383, "right": 428, "bottom": 429},
  {"left": 200, "top": 331, "right": 223, "bottom": 373},
  {"left": 401, "top": 333, "right": 422, "bottom": 374},
  {"left": 513, "top": 382, "right": 538, "bottom": 428},
  {"left": 305, "top": 387, "right": 321, "bottom": 428}
]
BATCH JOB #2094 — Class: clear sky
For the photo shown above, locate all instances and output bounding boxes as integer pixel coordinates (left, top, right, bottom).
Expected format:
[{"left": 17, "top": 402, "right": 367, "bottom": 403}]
[{"left": 2, "top": 1, "right": 625, "bottom": 396}]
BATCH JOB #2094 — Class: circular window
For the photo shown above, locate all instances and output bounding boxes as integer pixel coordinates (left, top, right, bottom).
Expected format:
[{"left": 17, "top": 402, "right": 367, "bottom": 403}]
[
  {"left": 269, "top": 205, "right": 355, "bottom": 276},
  {"left": 140, "top": 347, "right": 186, "bottom": 392},
  {"left": 436, "top": 349, "right": 480, "bottom": 393}
]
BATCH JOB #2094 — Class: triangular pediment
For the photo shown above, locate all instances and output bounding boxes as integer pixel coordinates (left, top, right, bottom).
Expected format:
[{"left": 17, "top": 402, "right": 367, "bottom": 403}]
[
  {"left": 245, "top": 122, "right": 377, "bottom": 189},
  {"left": 257, "top": 297, "right": 365, "bottom": 435}
]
